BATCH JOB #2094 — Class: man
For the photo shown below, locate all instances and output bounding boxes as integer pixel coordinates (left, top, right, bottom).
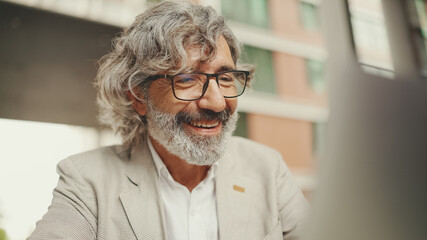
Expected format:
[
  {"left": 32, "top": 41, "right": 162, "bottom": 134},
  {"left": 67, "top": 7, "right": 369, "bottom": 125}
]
[{"left": 29, "top": 1, "right": 308, "bottom": 240}]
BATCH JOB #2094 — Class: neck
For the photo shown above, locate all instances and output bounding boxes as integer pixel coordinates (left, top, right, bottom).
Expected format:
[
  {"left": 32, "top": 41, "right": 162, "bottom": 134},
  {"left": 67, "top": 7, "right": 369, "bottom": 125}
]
[{"left": 149, "top": 136, "right": 209, "bottom": 192}]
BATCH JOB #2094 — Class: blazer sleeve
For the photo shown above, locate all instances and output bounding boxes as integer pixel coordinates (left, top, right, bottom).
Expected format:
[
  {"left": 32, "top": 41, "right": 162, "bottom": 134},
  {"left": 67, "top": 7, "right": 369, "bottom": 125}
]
[
  {"left": 275, "top": 152, "right": 310, "bottom": 240},
  {"left": 28, "top": 158, "right": 97, "bottom": 240}
]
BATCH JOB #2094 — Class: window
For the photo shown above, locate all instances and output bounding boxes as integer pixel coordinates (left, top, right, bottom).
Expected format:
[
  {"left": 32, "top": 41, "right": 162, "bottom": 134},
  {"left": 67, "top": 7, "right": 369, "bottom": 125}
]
[
  {"left": 312, "top": 122, "right": 327, "bottom": 156},
  {"left": 306, "top": 59, "right": 326, "bottom": 93},
  {"left": 406, "top": 0, "right": 427, "bottom": 76},
  {"left": 300, "top": 2, "right": 320, "bottom": 31},
  {"left": 348, "top": 0, "right": 394, "bottom": 77},
  {"left": 221, "top": 0, "right": 270, "bottom": 28},
  {"left": 234, "top": 112, "right": 248, "bottom": 138},
  {"left": 242, "top": 45, "right": 276, "bottom": 94}
]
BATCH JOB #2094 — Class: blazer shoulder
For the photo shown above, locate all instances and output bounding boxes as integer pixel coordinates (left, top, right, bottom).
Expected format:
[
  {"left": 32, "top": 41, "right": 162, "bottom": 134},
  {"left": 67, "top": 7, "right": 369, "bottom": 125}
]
[{"left": 58, "top": 145, "right": 130, "bottom": 180}]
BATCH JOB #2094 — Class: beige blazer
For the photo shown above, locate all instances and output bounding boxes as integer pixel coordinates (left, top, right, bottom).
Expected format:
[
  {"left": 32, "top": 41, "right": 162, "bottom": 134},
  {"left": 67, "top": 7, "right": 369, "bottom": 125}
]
[{"left": 29, "top": 137, "right": 308, "bottom": 240}]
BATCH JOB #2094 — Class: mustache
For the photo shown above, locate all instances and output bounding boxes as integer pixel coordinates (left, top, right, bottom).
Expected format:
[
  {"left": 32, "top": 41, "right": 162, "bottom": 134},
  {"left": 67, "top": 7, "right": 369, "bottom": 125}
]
[{"left": 175, "top": 109, "right": 231, "bottom": 124}]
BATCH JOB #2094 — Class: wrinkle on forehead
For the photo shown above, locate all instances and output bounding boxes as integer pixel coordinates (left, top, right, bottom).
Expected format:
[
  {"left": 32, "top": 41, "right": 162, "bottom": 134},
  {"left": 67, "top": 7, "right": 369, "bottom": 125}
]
[
  {"left": 184, "top": 36, "right": 233, "bottom": 73},
  {"left": 164, "top": 45, "right": 203, "bottom": 75},
  {"left": 181, "top": 45, "right": 205, "bottom": 73}
]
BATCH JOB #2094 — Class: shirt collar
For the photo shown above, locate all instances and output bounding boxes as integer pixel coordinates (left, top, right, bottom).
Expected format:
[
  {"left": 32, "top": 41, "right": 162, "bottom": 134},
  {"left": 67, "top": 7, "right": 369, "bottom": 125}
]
[{"left": 147, "top": 136, "right": 219, "bottom": 182}]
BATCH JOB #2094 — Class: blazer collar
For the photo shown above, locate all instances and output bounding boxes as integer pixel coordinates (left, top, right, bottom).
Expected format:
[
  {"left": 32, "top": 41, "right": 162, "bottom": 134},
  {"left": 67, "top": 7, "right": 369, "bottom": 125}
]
[
  {"left": 120, "top": 138, "right": 252, "bottom": 240},
  {"left": 120, "top": 139, "right": 166, "bottom": 240},
  {"left": 216, "top": 148, "right": 252, "bottom": 240}
]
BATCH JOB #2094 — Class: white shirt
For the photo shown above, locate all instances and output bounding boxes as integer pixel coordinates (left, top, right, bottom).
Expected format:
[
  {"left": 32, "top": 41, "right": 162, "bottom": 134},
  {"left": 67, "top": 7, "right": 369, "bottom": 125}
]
[{"left": 148, "top": 138, "right": 219, "bottom": 240}]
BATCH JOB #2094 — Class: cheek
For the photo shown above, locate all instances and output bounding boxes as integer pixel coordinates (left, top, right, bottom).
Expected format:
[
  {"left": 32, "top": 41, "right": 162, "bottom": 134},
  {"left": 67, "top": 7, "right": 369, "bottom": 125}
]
[
  {"left": 149, "top": 81, "right": 173, "bottom": 105},
  {"left": 149, "top": 82, "right": 188, "bottom": 113},
  {"left": 226, "top": 98, "right": 238, "bottom": 114},
  {"left": 150, "top": 81, "right": 172, "bottom": 98}
]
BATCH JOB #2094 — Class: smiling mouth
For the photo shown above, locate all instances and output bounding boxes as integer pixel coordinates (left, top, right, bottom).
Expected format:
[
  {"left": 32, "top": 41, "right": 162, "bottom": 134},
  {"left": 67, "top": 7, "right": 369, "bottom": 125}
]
[{"left": 189, "top": 120, "right": 220, "bottom": 129}]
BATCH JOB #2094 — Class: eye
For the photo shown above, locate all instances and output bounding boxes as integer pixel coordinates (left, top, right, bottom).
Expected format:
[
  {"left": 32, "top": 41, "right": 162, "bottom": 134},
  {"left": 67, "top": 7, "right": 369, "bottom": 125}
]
[
  {"left": 218, "top": 74, "right": 233, "bottom": 82},
  {"left": 175, "top": 74, "right": 197, "bottom": 83}
]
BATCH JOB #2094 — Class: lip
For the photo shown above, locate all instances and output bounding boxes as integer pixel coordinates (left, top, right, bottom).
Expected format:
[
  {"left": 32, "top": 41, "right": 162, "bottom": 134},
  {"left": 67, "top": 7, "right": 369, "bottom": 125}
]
[{"left": 184, "top": 121, "right": 222, "bottom": 136}]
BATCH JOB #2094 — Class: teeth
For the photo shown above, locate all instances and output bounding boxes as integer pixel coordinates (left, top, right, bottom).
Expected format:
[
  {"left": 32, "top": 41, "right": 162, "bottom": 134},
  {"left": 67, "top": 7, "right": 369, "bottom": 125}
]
[{"left": 190, "top": 121, "right": 219, "bottom": 128}]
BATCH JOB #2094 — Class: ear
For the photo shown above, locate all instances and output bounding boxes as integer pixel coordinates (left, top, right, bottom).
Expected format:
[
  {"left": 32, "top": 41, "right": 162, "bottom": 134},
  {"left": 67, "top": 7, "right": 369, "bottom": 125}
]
[{"left": 127, "top": 89, "right": 147, "bottom": 116}]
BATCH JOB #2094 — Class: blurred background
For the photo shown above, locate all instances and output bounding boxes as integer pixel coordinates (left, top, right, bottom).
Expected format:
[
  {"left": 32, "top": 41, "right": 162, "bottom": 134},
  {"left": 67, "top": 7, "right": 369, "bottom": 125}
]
[{"left": 1, "top": 0, "right": 426, "bottom": 239}]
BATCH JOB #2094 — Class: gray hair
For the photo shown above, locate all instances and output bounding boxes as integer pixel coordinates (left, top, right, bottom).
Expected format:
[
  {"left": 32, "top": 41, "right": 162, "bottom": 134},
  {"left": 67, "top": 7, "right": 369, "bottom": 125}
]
[{"left": 95, "top": 0, "right": 252, "bottom": 147}]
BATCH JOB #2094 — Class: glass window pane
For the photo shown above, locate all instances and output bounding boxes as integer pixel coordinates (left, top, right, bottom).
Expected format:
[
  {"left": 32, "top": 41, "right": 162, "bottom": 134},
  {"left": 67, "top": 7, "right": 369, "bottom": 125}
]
[
  {"left": 312, "top": 122, "right": 327, "bottom": 156},
  {"left": 221, "top": 0, "right": 270, "bottom": 28},
  {"left": 306, "top": 59, "right": 326, "bottom": 93},
  {"left": 300, "top": 2, "right": 320, "bottom": 30},
  {"left": 348, "top": 0, "right": 394, "bottom": 76},
  {"left": 234, "top": 112, "right": 248, "bottom": 138},
  {"left": 406, "top": 0, "right": 427, "bottom": 76},
  {"left": 242, "top": 45, "right": 276, "bottom": 94}
]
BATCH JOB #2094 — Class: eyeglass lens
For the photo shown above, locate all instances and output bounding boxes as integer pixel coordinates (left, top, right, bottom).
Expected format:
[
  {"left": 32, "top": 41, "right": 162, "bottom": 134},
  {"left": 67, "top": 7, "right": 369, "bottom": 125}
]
[{"left": 172, "top": 71, "right": 246, "bottom": 100}]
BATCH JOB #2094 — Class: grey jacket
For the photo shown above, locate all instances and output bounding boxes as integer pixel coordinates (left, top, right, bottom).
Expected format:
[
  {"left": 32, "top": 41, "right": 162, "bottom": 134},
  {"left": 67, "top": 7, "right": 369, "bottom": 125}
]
[{"left": 29, "top": 136, "right": 308, "bottom": 240}]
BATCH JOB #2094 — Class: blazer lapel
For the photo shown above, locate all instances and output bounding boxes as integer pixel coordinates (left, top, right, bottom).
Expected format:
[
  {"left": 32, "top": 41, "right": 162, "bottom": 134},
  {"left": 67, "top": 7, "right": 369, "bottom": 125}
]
[
  {"left": 216, "top": 151, "right": 252, "bottom": 240},
  {"left": 120, "top": 140, "right": 166, "bottom": 240}
]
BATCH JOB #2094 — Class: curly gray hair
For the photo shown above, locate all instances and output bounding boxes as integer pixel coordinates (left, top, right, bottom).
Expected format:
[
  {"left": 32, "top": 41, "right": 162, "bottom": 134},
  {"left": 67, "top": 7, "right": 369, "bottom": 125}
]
[{"left": 95, "top": 0, "right": 253, "bottom": 147}]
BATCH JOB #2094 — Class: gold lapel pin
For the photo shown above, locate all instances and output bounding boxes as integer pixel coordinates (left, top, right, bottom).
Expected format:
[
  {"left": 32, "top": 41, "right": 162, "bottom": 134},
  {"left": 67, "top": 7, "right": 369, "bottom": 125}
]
[{"left": 233, "top": 185, "right": 245, "bottom": 193}]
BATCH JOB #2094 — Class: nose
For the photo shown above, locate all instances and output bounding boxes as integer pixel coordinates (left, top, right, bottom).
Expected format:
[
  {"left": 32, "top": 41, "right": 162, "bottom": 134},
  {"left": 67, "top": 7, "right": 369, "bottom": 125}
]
[{"left": 197, "top": 79, "right": 226, "bottom": 112}]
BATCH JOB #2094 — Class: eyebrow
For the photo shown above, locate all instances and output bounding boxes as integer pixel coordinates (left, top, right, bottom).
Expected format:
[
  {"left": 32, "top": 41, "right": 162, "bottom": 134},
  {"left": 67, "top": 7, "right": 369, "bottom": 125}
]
[
  {"left": 217, "top": 65, "right": 236, "bottom": 72},
  {"left": 187, "top": 65, "right": 236, "bottom": 74}
]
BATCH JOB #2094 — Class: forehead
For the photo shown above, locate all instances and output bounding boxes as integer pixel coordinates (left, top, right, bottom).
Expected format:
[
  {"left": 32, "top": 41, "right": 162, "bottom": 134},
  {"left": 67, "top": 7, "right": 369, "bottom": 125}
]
[{"left": 184, "top": 36, "right": 235, "bottom": 73}]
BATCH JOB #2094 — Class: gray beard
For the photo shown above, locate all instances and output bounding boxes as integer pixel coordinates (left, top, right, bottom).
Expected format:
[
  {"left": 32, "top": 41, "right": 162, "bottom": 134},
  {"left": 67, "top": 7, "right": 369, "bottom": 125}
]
[{"left": 145, "top": 101, "right": 238, "bottom": 166}]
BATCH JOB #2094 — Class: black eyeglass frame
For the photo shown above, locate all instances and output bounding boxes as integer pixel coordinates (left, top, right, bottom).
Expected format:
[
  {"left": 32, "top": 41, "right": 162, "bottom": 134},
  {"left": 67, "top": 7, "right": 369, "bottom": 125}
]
[{"left": 145, "top": 70, "right": 250, "bottom": 101}]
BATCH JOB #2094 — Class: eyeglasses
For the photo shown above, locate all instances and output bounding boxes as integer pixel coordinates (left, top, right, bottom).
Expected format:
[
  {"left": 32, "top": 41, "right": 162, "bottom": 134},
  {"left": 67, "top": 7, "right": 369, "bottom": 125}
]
[{"left": 145, "top": 70, "right": 249, "bottom": 101}]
